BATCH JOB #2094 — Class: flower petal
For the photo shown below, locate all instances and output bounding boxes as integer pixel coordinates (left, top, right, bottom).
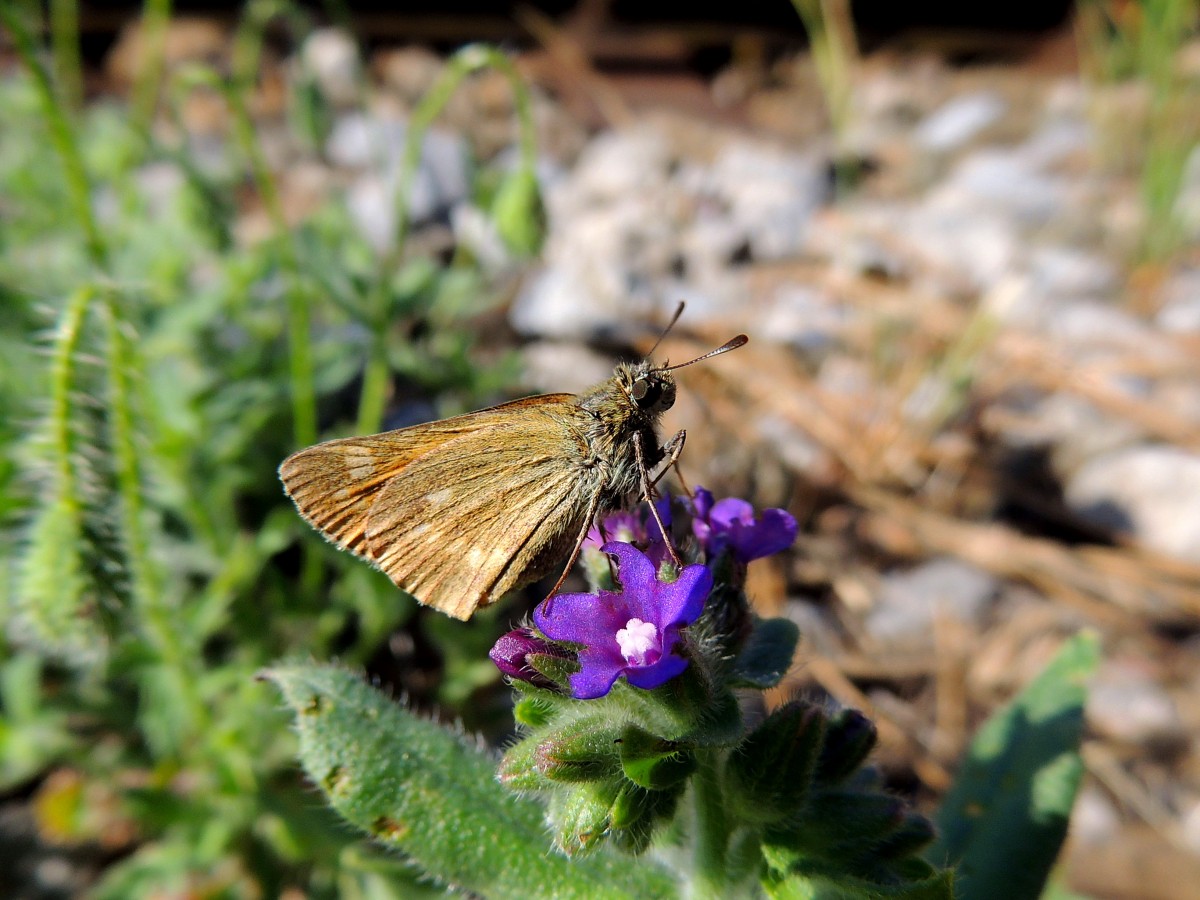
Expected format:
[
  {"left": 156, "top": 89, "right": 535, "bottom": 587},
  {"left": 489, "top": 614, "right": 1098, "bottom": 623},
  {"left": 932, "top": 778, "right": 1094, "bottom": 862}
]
[
  {"left": 744, "top": 508, "right": 798, "bottom": 559},
  {"left": 568, "top": 648, "right": 627, "bottom": 699},
  {"left": 710, "top": 497, "right": 755, "bottom": 529},
  {"left": 653, "top": 563, "right": 712, "bottom": 627},
  {"left": 534, "top": 591, "right": 623, "bottom": 646},
  {"left": 623, "top": 651, "right": 689, "bottom": 691},
  {"left": 601, "top": 541, "right": 657, "bottom": 597}
]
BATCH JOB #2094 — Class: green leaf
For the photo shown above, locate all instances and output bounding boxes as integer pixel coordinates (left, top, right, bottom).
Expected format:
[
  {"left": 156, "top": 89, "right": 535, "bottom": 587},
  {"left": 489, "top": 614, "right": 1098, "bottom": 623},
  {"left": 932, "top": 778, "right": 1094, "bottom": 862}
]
[
  {"left": 732, "top": 616, "right": 800, "bottom": 689},
  {"left": 929, "top": 632, "right": 1100, "bottom": 900},
  {"left": 265, "top": 663, "right": 675, "bottom": 899},
  {"left": 726, "top": 701, "right": 824, "bottom": 824}
]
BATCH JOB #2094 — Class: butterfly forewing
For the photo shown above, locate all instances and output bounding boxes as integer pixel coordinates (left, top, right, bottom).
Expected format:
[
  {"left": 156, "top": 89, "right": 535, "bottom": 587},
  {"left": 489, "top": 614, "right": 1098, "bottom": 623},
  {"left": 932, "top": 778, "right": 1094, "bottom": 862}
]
[
  {"left": 278, "top": 395, "right": 588, "bottom": 619},
  {"left": 366, "top": 401, "right": 590, "bottom": 619},
  {"left": 280, "top": 424, "right": 472, "bottom": 558}
]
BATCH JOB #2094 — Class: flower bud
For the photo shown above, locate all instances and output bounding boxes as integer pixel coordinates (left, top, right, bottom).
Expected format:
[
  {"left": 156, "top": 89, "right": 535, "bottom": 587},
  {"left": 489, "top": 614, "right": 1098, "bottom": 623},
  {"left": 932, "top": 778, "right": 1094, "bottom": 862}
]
[
  {"left": 489, "top": 628, "right": 567, "bottom": 690},
  {"left": 874, "top": 811, "right": 937, "bottom": 860},
  {"left": 610, "top": 782, "right": 681, "bottom": 855},
  {"left": 489, "top": 167, "right": 545, "bottom": 257},
  {"left": 815, "top": 709, "right": 878, "bottom": 785},
  {"left": 534, "top": 717, "right": 623, "bottom": 783},
  {"left": 548, "top": 780, "right": 622, "bottom": 856},
  {"left": 496, "top": 737, "right": 542, "bottom": 791}
]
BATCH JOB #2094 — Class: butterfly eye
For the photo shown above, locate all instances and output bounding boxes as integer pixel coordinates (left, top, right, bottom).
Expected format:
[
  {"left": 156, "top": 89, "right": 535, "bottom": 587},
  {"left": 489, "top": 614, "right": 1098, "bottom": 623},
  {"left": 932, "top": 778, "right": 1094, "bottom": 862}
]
[{"left": 631, "top": 377, "right": 674, "bottom": 412}]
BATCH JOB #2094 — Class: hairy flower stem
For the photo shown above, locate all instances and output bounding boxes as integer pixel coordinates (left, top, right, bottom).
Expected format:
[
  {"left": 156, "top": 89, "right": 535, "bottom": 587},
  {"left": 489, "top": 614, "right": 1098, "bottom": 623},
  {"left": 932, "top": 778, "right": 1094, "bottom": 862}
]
[
  {"left": 106, "top": 301, "right": 213, "bottom": 747},
  {"left": 691, "top": 749, "right": 735, "bottom": 899}
]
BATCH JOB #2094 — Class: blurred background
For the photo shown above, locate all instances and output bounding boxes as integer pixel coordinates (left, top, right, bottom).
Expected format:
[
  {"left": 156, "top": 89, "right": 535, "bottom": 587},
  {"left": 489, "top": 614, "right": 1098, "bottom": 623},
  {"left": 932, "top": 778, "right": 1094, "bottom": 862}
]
[{"left": 1, "top": 1, "right": 1198, "bottom": 897}]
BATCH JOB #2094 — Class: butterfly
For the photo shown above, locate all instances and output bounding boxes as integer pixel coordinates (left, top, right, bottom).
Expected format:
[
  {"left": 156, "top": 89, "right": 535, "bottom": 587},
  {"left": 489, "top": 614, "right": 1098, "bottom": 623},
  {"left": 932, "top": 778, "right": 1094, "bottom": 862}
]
[{"left": 280, "top": 315, "right": 746, "bottom": 620}]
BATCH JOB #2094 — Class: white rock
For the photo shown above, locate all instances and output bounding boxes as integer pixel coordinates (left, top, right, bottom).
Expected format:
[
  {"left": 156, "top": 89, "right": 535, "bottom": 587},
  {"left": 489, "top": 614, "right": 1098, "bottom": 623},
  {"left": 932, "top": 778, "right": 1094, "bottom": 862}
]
[
  {"left": 450, "top": 203, "right": 513, "bottom": 272},
  {"left": 902, "top": 201, "right": 1018, "bottom": 290},
  {"left": 761, "top": 285, "right": 850, "bottom": 357},
  {"left": 705, "top": 139, "right": 826, "bottom": 260},
  {"left": 1026, "top": 246, "right": 1118, "bottom": 298},
  {"left": 1183, "top": 796, "right": 1200, "bottom": 855},
  {"left": 1174, "top": 143, "right": 1200, "bottom": 240},
  {"left": 1066, "top": 445, "right": 1200, "bottom": 562},
  {"left": 944, "top": 149, "right": 1067, "bottom": 227},
  {"left": 333, "top": 118, "right": 469, "bottom": 251},
  {"left": 1070, "top": 786, "right": 1122, "bottom": 846},
  {"left": 520, "top": 342, "right": 618, "bottom": 394},
  {"left": 1022, "top": 392, "right": 1143, "bottom": 478},
  {"left": 1156, "top": 267, "right": 1200, "bottom": 334},
  {"left": 1047, "top": 299, "right": 1158, "bottom": 354},
  {"left": 865, "top": 558, "right": 998, "bottom": 651},
  {"left": 134, "top": 161, "right": 186, "bottom": 219},
  {"left": 327, "top": 115, "right": 468, "bottom": 206},
  {"left": 915, "top": 91, "right": 1006, "bottom": 152},
  {"left": 299, "top": 28, "right": 361, "bottom": 108},
  {"left": 565, "top": 126, "right": 674, "bottom": 206},
  {"left": 1014, "top": 119, "right": 1092, "bottom": 170},
  {"left": 1086, "top": 659, "right": 1184, "bottom": 747}
]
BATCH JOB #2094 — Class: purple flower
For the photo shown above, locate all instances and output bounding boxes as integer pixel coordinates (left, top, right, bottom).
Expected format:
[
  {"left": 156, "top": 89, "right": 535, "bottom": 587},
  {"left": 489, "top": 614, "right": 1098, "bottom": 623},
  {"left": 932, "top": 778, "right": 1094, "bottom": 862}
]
[
  {"left": 690, "top": 487, "right": 797, "bottom": 564},
  {"left": 489, "top": 627, "right": 567, "bottom": 689},
  {"left": 584, "top": 496, "right": 674, "bottom": 571},
  {"left": 533, "top": 542, "right": 711, "bottom": 700}
]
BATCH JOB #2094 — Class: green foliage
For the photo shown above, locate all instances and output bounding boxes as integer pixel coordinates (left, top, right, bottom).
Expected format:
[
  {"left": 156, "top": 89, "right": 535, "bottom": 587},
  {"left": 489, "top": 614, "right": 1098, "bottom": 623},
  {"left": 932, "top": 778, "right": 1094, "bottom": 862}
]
[
  {"left": 1077, "top": 0, "right": 1200, "bottom": 260},
  {"left": 267, "top": 664, "right": 676, "bottom": 898},
  {"left": 493, "top": 559, "right": 947, "bottom": 899},
  {"left": 0, "top": 5, "right": 541, "bottom": 894},
  {"left": 930, "top": 632, "right": 1100, "bottom": 900}
]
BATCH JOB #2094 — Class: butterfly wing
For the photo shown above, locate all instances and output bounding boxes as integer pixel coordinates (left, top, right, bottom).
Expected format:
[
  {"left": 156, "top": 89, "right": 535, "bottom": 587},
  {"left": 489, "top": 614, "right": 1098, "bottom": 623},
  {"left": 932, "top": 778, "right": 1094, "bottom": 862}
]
[
  {"left": 364, "top": 398, "right": 595, "bottom": 619},
  {"left": 278, "top": 395, "right": 577, "bottom": 560}
]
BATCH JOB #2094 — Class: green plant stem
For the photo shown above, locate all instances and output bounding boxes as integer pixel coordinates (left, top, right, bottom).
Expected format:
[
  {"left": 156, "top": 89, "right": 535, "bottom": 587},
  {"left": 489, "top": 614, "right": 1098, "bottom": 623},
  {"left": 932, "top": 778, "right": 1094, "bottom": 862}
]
[
  {"left": 1, "top": 4, "right": 108, "bottom": 269},
  {"left": 49, "top": 0, "right": 83, "bottom": 111},
  {"left": 691, "top": 749, "right": 734, "bottom": 899},
  {"left": 356, "top": 44, "right": 539, "bottom": 434},
  {"left": 355, "top": 332, "right": 393, "bottom": 436},
  {"left": 130, "top": 0, "right": 173, "bottom": 137},
  {"left": 790, "top": 0, "right": 859, "bottom": 144},
  {"left": 227, "top": 2, "right": 318, "bottom": 448}
]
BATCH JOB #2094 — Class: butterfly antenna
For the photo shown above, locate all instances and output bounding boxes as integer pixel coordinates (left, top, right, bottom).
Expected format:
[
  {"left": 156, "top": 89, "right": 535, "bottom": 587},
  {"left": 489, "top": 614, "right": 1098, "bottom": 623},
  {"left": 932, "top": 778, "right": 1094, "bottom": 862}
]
[
  {"left": 646, "top": 301, "right": 687, "bottom": 358},
  {"left": 663, "top": 334, "right": 748, "bottom": 371}
]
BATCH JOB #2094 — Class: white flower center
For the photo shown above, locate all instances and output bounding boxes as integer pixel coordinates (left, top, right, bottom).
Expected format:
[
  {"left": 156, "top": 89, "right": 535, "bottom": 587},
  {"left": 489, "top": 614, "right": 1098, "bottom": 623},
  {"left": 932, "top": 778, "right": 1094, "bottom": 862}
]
[{"left": 615, "top": 618, "right": 659, "bottom": 666}]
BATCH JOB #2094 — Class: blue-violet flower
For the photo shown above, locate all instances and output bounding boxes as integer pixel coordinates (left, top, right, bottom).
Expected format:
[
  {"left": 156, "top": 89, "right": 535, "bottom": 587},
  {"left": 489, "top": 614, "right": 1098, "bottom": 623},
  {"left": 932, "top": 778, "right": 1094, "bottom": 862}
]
[
  {"left": 690, "top": 486, "right": 798, "bottom": 563},
  {"left": 533, "top": 542, "right": 712, "bottom": 700}
]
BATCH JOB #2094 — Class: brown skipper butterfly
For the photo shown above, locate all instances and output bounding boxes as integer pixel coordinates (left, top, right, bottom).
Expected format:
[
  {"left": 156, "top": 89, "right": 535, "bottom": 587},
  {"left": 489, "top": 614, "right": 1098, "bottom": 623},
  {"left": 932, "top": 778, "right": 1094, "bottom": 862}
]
[{"left": 279, "top": 311, "right": 746, "bottom": 619}]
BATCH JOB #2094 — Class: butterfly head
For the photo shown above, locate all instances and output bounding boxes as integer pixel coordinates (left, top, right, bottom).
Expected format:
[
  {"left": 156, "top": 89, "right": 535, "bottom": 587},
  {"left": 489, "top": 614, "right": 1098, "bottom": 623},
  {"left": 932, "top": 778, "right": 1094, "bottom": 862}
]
[{"left": 622, "top": 362, "right": 677, "bottom": 417}]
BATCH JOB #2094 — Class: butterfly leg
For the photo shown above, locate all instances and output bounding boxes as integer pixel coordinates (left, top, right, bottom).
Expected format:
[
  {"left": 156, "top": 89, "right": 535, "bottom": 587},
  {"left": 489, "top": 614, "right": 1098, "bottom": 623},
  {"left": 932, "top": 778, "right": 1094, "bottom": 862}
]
[
  {"left": 651, "top": 429, "right": 692, "bottom": 498},
  {"left": 540, "top": 489, "right": 604, "bottom": 613},
  {"left": 636, "top": 432, "right": 683, "bottom": 567}
]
